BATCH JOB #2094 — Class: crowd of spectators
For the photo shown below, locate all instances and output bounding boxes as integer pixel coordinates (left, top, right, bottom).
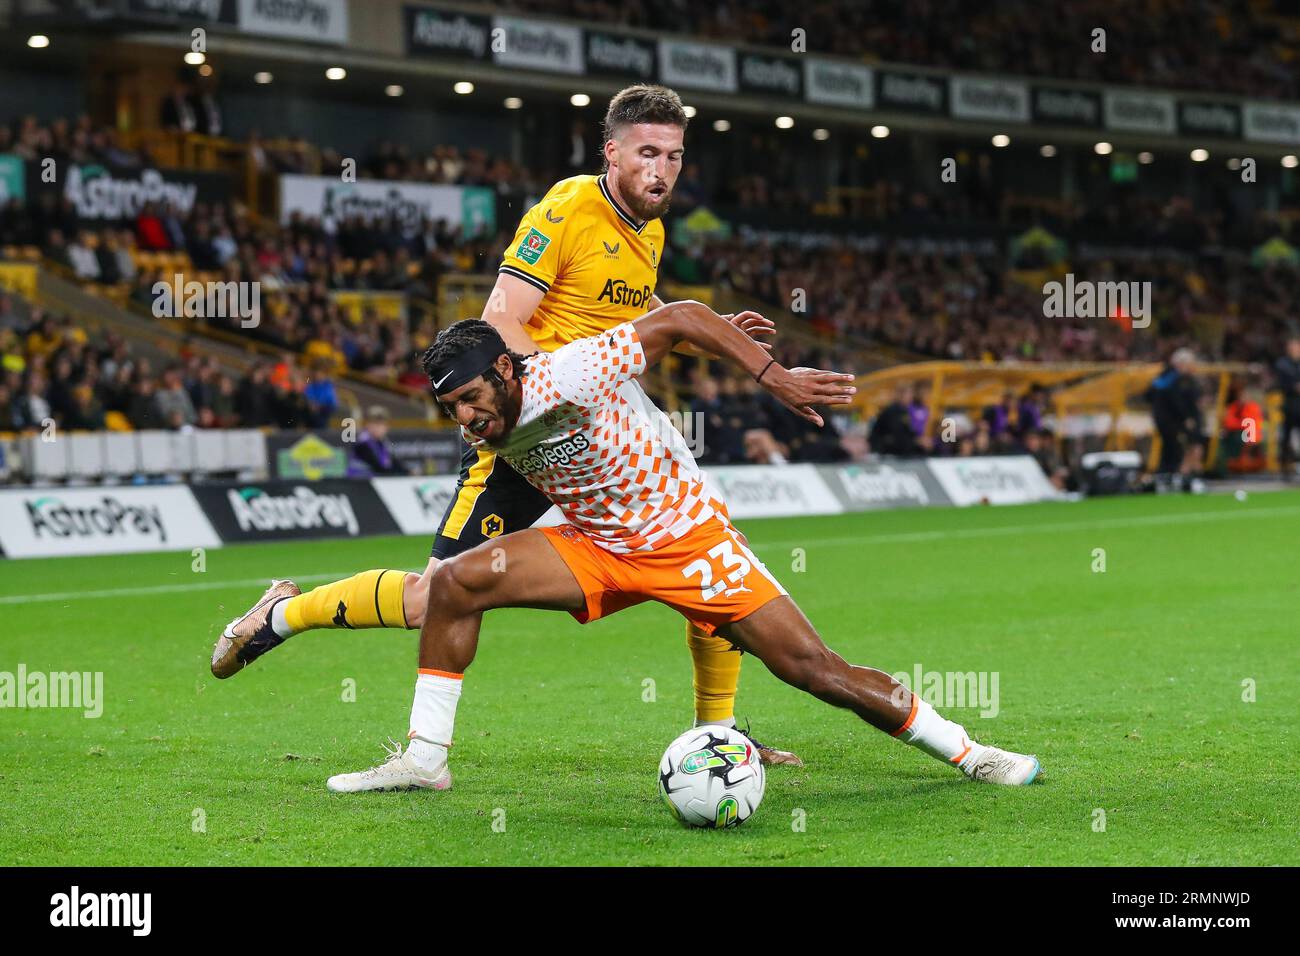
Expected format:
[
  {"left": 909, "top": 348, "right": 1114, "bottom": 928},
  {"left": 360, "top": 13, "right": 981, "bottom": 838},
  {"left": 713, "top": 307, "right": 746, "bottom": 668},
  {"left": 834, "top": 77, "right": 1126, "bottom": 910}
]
[
  {"left": 0, "top": 113, "right": 150, "bottom": 171},
  {"left": 503, "top": 0, "right": 1300, "bottom": 100},
  {"left": 238, "top": 132, "right": 550, "bottom": 195},
  {"left": 686, "top": 347, "right": 1077, "bottom": 473},
  {"left": 688, "top": 360, "right": 852, "bottom": 466},
  {"left": 0, "top": 111, "right": 536, "bottom": 383},
  {"left": 8, "top": 104, "right": 1300, "bottom": 484},
  {"left": 669, "top": 228, "right": 1300, "bottom": 367},
  {"left": 864, "top": 378, "right": 1067, "bottom": 479},
  {"left": 331, "top": 140, "right": 549, "bottom": 195},
  {"left": 0, "top": 295, "right": 341, "bottom": 435}
]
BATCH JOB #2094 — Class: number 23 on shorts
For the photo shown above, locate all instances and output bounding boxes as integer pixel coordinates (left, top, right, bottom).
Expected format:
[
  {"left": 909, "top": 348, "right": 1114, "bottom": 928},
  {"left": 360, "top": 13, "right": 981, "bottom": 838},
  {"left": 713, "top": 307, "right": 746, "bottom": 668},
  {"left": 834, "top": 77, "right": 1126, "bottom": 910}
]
[{"left": 681, "top": 535, "right": 762, "bottom": 602}]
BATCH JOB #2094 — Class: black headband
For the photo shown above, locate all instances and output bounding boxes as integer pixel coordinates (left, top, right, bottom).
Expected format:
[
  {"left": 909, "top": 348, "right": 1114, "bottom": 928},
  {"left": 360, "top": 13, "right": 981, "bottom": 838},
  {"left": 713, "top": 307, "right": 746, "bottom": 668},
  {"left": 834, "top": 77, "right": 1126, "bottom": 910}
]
[{"left": 427, "top": 332, "right": 508, "bottom": 398}]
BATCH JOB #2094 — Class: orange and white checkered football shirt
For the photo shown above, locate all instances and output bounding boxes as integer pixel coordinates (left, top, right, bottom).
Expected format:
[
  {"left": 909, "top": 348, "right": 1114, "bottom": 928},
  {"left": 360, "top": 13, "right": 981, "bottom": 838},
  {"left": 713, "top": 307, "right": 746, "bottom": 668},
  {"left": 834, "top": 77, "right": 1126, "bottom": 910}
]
[{"left": 468, "top": 322, "right": 718, "bottom": 553}]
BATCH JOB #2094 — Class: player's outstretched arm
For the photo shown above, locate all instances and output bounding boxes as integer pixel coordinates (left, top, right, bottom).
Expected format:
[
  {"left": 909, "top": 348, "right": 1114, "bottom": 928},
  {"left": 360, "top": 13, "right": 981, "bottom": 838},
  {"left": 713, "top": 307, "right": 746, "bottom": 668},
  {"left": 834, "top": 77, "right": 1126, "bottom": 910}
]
[{"left": 633, "top": 300, "right": 854, "bottom": 426}]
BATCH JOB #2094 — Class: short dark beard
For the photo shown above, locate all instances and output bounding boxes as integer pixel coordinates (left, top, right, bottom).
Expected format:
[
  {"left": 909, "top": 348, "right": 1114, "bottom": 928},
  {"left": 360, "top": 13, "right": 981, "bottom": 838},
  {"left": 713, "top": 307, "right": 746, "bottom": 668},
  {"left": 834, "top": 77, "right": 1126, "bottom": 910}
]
[
  {"left": 615, "top": 167, "right": 672, "bottom": 221},
  {"left": 485, "top": 369, "right": 524, "bottom": 443}
]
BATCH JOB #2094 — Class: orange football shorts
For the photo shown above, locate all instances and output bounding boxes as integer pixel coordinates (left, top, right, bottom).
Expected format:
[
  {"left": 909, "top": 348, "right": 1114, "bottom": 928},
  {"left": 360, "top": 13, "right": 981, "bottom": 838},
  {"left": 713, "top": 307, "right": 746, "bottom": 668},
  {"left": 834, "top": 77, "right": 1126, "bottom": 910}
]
[{"left": 541, "top": 514, "right": 787, "bottom": 635}]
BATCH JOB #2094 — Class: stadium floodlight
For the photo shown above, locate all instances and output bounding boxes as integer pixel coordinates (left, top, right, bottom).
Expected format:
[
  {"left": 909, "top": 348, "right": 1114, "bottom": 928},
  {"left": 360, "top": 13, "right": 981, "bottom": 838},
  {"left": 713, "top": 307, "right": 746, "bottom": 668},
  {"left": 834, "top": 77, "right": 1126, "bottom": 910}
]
[
  {"left": 712, "top": 119, "right": 731, "bottom": 132},
  {"left": 1190, "top": 148, "right": 1209, "bottom": 162},
  {"left": 570, "top": 93, "right": 591, "bottom": 107},
  {"left": 27, "top": 35, "right": 50, "bottom": 49},
  {"left": 184, "top": 52, "right": 205, "bottom": 65},
  {"left": 1040, "top": 144, "right": 1056, "bottom": 157},
  {"left": 254, "top": 72, "right": 273, "bottom": 84},
  {"left": 991, "top": 134, "right": 1010, "bottom": 147},
  {"left": 1095, "top": 141, "right": 1113, "bottom": 155},
  {"left": 325, "top": 67, "right": 346, "bottom": 81},
  {"left": 1283, "top": 155, "right": 1299, "bottom": 168},
  {"left": 454, "top": 81, "right": 474, "bottom": 95},
  {"left": 871, "top": 125, "right": 889, "bottom": 138},
  {"left": 504, "top": 97, "right": 523, "bottom": 109},
  {"left": 683, "top": 105, "right": 697, "bottom": 118},
  {"left": 813, "top": 128, "right": 830, "bottom": 141},
  {"left": 1138, "top": 151, "right": 1154, "bottom": 164},
  {"left": 385, "top": 85, "right": 404, "bottom": 97},
  {"left": 775, "top": 115, "right": 794, "bottom": 129}
]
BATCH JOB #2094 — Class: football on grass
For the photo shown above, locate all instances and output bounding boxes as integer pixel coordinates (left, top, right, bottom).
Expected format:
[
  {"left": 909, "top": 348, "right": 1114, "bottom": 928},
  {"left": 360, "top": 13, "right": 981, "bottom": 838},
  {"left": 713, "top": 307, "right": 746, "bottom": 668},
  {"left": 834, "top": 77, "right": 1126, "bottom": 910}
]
[{"left": 657, "top": 725, "right": 765, "bottom": 828}]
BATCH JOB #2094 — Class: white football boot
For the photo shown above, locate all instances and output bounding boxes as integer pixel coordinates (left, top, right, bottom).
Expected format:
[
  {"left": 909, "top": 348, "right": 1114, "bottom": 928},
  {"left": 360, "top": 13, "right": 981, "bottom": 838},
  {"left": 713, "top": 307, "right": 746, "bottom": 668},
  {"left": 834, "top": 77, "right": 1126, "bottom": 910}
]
[
  {"left": 326, "top": 738, "right": 452, "bottom": 794},
  {"left": 961, "top": 744, "right": 1041, "bottom": 785}
]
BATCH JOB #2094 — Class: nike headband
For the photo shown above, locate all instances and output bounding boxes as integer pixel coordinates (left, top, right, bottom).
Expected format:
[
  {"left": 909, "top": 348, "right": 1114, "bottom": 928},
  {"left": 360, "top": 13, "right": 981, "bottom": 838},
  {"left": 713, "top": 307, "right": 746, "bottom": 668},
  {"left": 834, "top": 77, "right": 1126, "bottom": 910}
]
[{"left": 427, "top": 328, "right": 509, "bottom": 398}]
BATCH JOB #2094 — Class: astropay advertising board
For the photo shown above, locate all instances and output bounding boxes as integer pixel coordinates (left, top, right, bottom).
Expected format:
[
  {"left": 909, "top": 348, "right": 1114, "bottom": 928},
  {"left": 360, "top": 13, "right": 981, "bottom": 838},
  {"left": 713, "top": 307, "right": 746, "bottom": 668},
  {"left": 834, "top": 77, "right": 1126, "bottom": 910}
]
[
  {"left": 704, "top": 464, "right": 842, "bottom": 519},
  {"left": 0, "top": 486, "right": 220, "bottom": 558},
  {"left": 926, "top": 456, "right": 1058, "bottom": 506},
  {"left": 279, "top": 175, "right": 495, "bottom": 236},
  {"left": 372, "top": 475, "right": 563, "bottom": 536},
  {"left": 370, "top": 475, "right": 462, "bottom": 535}
]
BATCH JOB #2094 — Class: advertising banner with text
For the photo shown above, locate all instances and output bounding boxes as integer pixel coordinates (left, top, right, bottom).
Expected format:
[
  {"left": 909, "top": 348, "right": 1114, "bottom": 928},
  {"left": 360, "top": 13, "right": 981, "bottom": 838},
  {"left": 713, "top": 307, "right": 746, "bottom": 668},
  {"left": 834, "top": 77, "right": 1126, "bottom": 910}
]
[{"left": 0, "top": 486, "right": 220, "bottom": 559}]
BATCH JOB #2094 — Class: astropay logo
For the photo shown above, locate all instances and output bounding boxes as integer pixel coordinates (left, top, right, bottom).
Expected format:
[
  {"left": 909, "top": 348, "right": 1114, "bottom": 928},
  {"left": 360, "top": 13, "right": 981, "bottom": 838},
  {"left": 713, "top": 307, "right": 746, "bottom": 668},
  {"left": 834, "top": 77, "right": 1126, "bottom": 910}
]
[
  {"left": 228, "top": 486, "right": 359, "bottom": 535},
  {"left": 26, "top": 494, "right": 167, "bottom": 543},
  {"left": 836, "top": 464, "right": 930, "bottom": 507},
  {"left": 50, "top": 886, "right": 151, "bottom": 936}
]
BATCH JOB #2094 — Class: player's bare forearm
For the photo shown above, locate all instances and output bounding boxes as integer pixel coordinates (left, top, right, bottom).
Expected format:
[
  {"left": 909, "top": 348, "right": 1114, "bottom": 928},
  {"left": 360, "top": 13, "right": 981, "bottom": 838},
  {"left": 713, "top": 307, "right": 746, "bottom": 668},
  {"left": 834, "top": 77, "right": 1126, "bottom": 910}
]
[
  {"left": 643, "top": 294, "right": 774, "bottom": 357},
  {"left": 633, "top": 301, "right": 855, "bottom": 426},
  {"left": 481, "top": 272, "right": 547, "bottom": 355},
  {"left": 635, "top": 300, "right": 770, "bottom": 376},
  {"left": 646, "top": 295, "right": 709, "bottom": 356},
  {"left": 486, "top": 314, "right": 542, "bottom": 356}
]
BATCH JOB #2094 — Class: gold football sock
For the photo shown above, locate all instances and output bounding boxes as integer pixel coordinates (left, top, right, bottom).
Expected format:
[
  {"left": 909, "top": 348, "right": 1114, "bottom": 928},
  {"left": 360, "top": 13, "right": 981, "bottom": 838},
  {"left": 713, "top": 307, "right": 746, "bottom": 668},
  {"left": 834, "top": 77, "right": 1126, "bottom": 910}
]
[
  {"left": 282, "top": 569, "right": 409, "bottom": 633},
  {"left": 686, "top": 621, "right": 741, "bottom": 724}
]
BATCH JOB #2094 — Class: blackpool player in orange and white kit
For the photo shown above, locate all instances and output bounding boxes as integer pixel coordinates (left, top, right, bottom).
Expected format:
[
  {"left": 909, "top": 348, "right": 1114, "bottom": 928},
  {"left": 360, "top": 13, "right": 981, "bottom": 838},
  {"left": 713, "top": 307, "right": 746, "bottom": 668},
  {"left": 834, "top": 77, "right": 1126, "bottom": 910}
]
[
  {"left": 325, "top": 301, "right": 1042, "bottom": 793},
  {"left": 210, "top": 84, "right": 799, "bottom": 764}
]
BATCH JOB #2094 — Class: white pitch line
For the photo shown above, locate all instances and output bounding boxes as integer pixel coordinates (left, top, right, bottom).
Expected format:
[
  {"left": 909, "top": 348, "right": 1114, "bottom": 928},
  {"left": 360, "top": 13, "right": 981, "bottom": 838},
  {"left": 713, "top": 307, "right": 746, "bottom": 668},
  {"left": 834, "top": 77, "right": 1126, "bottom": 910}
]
[
  {"left": 0, "top": 572, "right": 362, "bottom": 606},
  {"left": 747, "top": 502, "right": 1300, "bottom": 550},
  {"left": 3, "top": 502, "right": 1297, "bottom": 605}
]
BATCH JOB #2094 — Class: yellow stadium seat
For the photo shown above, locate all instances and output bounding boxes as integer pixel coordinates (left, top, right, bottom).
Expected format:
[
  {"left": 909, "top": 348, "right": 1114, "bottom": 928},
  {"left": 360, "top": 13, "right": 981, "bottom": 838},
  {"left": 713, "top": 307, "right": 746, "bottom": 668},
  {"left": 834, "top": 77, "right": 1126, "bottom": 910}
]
[{"left": 104, "top": 410, "right": 133, "bottom": 432}]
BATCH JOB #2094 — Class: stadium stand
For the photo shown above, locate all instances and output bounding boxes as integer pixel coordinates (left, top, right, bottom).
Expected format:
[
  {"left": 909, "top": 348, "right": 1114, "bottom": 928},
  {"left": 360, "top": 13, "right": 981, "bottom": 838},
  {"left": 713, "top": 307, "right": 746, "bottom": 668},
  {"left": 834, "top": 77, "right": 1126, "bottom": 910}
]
[
  {"left": 500, "top": 0, "right": 1300, "bottom": 99},
  {"left": 4, "top": 0, "right": 1300, "bottom": 484}
]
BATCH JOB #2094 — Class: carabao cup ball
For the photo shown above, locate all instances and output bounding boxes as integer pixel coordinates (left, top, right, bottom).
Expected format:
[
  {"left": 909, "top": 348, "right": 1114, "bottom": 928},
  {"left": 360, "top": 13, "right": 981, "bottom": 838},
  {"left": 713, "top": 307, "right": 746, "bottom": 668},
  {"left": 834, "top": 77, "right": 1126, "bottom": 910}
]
[{"left": 657, "top": 725, "right": 766, "bottom": 828}]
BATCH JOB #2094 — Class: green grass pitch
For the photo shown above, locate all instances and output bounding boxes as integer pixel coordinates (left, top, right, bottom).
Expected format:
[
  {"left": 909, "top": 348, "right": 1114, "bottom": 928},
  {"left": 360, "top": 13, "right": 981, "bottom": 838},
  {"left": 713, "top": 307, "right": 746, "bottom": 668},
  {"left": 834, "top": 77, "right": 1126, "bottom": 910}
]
[{"left": 1, "top": 490, "right": 1297, "bottom": 866}]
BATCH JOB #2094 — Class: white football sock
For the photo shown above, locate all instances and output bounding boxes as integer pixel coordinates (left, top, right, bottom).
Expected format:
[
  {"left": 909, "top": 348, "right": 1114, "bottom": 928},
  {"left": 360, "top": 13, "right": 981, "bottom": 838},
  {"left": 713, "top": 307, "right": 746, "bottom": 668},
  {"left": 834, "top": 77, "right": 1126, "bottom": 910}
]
[
  {"left": 270, "top": 599, "right": 294, "bottom": 638},
  {"left": 695, "top": 716, "right": 736, "bottom": 730},
  {"left": 892, "top": 696, "right": 985, "bottom": 771},
  {"left": 408, "top": 671, "right": 461, "bottom": 767}
]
